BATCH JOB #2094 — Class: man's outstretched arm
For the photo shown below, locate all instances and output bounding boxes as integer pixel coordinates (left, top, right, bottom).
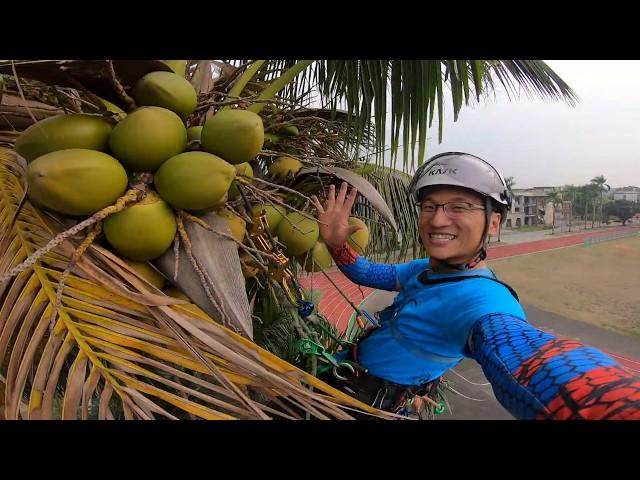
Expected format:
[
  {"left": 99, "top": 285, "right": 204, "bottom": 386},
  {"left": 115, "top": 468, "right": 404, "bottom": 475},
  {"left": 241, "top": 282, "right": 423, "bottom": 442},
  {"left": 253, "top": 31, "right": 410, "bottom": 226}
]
[
  {"left": 469, "top": 313, "right": 640, "bottom": 420},
  {"left": 328, "top": 242, "right": 400, "bottom": 292}
]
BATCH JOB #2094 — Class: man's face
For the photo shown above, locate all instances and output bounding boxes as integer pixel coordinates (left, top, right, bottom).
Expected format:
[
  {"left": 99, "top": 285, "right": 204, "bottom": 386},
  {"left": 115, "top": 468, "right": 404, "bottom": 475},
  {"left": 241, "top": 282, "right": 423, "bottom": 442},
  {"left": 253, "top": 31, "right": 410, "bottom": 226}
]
[{"left": 418, "top": 186, "right": 501, "bottom": 264}]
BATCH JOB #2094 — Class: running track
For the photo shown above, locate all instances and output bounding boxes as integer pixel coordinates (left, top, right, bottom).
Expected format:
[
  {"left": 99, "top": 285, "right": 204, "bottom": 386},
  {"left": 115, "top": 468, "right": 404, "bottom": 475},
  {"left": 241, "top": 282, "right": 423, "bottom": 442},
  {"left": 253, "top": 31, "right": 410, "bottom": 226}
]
[{"left": 298, "top": 225, "right": 640, "bottom": 372}]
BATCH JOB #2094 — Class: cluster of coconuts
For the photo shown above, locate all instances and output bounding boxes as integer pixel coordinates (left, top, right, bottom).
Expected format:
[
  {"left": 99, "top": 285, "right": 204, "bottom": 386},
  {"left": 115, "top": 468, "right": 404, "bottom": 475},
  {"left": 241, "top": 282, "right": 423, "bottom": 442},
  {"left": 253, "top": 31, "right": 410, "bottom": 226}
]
[{"left": 16, "top": 64, "right": 369, "bottom": 285}]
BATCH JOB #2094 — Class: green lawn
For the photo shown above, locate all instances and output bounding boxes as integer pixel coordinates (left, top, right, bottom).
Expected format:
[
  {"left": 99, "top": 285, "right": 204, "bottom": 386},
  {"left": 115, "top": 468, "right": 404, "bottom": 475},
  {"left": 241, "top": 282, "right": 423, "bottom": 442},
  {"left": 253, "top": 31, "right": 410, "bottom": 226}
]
[{"left": 489, "top": 236, "right": 640, "bottom": 337}]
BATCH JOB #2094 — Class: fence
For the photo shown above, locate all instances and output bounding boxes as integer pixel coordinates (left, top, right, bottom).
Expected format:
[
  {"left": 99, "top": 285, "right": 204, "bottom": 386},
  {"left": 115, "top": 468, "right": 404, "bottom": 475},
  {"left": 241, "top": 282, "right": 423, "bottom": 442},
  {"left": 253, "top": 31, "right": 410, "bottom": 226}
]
[{"left": 583, "top": 230, "right": 640, "bottom": 246}]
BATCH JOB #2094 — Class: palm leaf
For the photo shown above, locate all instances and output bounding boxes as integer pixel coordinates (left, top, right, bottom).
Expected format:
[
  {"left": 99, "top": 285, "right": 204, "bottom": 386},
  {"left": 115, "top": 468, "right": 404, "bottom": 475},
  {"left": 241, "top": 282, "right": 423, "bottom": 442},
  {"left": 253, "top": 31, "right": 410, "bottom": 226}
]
[
  {"left": 0, "top": 147, "right": 395, "bottom": 420},
  {"left": 257, "top": 59, "right": 577, "bottom": 168},
  {"left": 355, "top": 164, "right": 422, "bottom": 262}
]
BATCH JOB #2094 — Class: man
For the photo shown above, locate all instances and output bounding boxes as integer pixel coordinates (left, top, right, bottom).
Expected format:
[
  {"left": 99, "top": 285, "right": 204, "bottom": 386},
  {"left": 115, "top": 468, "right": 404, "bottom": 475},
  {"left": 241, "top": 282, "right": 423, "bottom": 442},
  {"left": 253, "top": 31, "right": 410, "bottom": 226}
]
[{"left": 311, "top": 152, "right": 640, "bottom": 420}]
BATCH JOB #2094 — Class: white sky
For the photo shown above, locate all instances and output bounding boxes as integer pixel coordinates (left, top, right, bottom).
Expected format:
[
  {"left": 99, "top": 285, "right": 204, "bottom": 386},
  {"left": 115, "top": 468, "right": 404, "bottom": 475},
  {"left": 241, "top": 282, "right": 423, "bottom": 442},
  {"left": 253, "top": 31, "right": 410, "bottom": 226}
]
[{"left": 382, "top": 60, "right": 640, "bottom": 190}]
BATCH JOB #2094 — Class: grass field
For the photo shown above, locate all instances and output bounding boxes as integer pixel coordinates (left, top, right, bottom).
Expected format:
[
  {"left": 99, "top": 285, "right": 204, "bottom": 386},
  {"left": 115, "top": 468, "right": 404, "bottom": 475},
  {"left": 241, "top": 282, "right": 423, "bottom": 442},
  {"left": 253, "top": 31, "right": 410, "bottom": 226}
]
[{"left": 489, "top": 235, "right": 640, "bottom": 338}]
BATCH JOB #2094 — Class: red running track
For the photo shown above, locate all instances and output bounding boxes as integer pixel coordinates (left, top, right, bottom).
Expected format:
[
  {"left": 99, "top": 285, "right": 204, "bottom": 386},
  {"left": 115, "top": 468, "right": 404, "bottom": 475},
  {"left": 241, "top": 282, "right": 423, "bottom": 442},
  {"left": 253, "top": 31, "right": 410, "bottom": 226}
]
[{"left": 487, "top": 225, "right": 640, "bottom": 260}]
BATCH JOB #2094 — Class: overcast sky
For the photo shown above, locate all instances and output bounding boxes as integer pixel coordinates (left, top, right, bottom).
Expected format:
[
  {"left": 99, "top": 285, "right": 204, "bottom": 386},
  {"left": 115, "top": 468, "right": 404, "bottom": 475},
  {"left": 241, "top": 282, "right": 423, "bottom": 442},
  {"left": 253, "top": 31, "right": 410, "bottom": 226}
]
[{"left": 385, "top": 60, "right": 640, "bottom": 190}]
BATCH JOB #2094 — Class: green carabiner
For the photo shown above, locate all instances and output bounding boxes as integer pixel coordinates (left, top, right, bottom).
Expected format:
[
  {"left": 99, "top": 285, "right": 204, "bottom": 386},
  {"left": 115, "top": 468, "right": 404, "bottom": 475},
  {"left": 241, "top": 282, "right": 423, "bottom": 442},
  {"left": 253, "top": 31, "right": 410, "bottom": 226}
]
[
  {"left": 435, "top": 402, "right": 446, "bottom": 414},
  {"left": 297, "top": 339, "right": 324, "bottom": 356}
]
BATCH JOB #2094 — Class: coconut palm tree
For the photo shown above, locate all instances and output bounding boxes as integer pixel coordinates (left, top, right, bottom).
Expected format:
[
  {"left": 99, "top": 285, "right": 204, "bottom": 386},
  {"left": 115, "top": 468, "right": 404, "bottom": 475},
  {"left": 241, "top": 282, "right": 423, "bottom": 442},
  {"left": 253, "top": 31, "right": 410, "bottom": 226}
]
[
  {"left": 490, "top": 176, "right": 517, "bottom": 242},
  {"left": 505, "top": 176, "right": 516, "bottom": 193},
  {"left": 590, "top": 175, "right": 611, "bottom": 227},
  {"left": 0, "top": 59, "right": 578, "bottom": 419},
  {"left": 562, "top": 184, "right": 579, "bottom": 232},
  {"left": 547, "top": 191, "right": 563, "bottom": 234}
]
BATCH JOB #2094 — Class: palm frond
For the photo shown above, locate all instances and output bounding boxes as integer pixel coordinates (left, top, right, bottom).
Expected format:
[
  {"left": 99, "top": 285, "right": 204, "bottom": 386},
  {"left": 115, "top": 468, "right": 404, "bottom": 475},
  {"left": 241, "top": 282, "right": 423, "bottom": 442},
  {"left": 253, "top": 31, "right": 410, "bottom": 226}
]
[
  {"left": 354, "top": 164, "right": 422, "bottom": 261},
  {"left": 257, "top": 60, "right": 577, "bottom": 170}
]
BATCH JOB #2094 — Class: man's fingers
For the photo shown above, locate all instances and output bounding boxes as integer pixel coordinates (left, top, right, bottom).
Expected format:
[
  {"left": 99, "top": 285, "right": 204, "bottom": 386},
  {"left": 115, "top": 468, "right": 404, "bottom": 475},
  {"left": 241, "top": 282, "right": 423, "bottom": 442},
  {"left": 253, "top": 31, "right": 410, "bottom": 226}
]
[
  {"left": 336, "top": 181, "right": 348, "bottom": 207},
  {"left": 310, "top": 195, "right": 325, "bottom": 214},
  {"left": 345, "top": 186, "right": 358, "bottom": 211},
  {"left": 326, "top": 184, "right": 336, "bottom": 212}
]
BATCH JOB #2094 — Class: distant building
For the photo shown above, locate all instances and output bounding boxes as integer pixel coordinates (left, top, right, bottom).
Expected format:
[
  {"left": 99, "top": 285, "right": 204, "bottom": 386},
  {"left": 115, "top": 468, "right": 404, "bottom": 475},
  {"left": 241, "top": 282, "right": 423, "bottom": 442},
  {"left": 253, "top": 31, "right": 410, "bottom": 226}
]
[
  {"left": 613, "top": 186, "right": 640, "bottom": 202},
  {"left": 505, "top": 186, "right": 563, "bottom": 228}
]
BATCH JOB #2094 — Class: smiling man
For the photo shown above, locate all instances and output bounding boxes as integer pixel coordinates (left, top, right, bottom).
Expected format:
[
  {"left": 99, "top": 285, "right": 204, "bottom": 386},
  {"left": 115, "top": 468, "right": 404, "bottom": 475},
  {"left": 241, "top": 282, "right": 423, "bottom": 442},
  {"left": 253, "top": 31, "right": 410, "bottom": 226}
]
[{"left": 312, "top": 152, "right": 640, "bottom": 420}]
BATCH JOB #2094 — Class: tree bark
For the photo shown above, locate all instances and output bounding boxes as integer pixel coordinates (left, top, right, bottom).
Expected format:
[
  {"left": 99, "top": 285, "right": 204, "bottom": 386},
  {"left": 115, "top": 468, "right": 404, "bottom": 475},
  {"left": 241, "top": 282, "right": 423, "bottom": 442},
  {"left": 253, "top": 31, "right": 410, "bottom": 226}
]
[{"left": 0, "top": 94, "right": 64, "bottom": 130}]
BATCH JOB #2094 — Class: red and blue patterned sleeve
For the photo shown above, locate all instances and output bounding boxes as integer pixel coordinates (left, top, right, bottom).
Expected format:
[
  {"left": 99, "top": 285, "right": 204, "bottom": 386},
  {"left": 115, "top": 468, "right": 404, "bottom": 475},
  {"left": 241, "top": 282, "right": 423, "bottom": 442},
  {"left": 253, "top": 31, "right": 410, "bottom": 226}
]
[
  {"left": 470, "top": 313, "right": 640, "bottom": 420},
  {"left": 328, "top": 243, "right": 398, "bottom": 291}
]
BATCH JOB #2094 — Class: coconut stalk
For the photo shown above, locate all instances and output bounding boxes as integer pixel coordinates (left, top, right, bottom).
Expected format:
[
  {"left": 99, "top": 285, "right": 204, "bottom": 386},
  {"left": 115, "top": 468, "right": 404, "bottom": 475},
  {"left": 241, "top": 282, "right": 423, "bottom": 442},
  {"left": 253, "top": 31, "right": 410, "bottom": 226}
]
[{"left": 222, "top": 60, "right": 266, "bottom": 110}]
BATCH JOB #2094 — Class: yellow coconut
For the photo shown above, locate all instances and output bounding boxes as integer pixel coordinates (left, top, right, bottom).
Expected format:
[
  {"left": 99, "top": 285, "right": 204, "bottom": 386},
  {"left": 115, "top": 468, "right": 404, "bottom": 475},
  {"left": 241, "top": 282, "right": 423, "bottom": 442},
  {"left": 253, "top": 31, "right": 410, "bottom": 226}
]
[
  {"left": 201, "top": 109, "right": 264, "bottom": 165},
  {"left": 16, "top": 114, "right": 113, "bottom": 162},
  {"left": 26, "top": 149, "right": 128, "bottom": 216},
  {"left": 154, "top": 151, "right": 235, "bottom": 211},
  {"left": 124, "top": 259, "right": 166, "bottom": 290},
  {"left": 276, "top": 212, "right": 319, "bottom": 257},
  {"left": 109, "top": 106, "right": 187, "bottom": 172},
  {"left": 228, "top": 162, "right": 253, "bottom": 200},
  {"left": 219, "top": 208, "right": 246, "bottom": 242},
  {"left": 348, "top": 217, "right": 369, "bottom": 254},
  {"left": 132, "top": 71, "right": 198, "bottom": 119},
  {"left": 268, "top": 156, "right": 303, "bottom": 181},
  {"left": 301, "top": 240, "right": 333, "bottom": 273},
  {"left": 251, "top": 204, "right": 286, "bottom": 233},
  {"left": 103, "top": 191, "right": 177, "bottom": 261}
]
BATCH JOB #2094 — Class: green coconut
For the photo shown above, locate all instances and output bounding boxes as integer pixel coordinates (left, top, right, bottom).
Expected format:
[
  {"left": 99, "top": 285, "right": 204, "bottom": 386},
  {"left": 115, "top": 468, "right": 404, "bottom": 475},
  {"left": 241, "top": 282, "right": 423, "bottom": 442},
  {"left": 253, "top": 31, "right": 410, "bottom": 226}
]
[
  {"left": 162, "top": 60, "right": 188, "bottom": 78},
  {"left": 301, "top": 240, "right": 333, "bottom": 273},
  {"left": 26, "top": 149, "right": 128, "bottom": 216},
  {"left": 154, "top": 151, "right": 236, "bottom": 211},
  {"left": 280, "top": 125, "right": 299, "bottom": 137},
  {"left": 16, "top": 114, "right": 113, "bottom": 162},
  {"left": 185, "top": 126, "right": 203, "bottom": 151},
  {"left": 228, "top": 162, "right": 253, "bottom": 200},
  {"left": 268, "top": 156, "right": 303, "bottom": 181},
  {"left": 187, "top": 126, "right": 203, "bottom": 142},
  {"left": 264, "top": 133, "right": 281, "bottom": 145},
  {"left": 276, "top": 212, "right": 319, "bottom": 257},
  {"left": 103, "top": 191, "right": 177, "bottom": 261},
  {"left": 132, "top": 71, "right": 198, "bottom": 119},
  {"left": 201, "top": 109, "right": 264, "bottom": 165},
  {"left": 251, "top": 204, "right": 286, "bottom": 233},
  {"left": 109, "top": 106, "right": 187, "bottom": 172}
]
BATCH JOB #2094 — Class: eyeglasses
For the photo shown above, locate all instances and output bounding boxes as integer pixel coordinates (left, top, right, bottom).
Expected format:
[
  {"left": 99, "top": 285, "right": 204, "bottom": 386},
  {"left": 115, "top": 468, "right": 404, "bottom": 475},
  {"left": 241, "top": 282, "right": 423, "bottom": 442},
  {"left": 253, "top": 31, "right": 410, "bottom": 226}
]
[{"left": 419, "top": 201, "right": 486, "bottom": 219}]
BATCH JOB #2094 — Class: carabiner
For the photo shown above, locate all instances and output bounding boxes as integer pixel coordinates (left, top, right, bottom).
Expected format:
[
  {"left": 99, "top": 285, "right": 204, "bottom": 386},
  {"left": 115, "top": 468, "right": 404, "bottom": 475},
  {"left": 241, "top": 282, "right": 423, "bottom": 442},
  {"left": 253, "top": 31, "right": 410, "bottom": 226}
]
[{"left": 332, "top": 361, "right": 355, "bottom": 381}]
